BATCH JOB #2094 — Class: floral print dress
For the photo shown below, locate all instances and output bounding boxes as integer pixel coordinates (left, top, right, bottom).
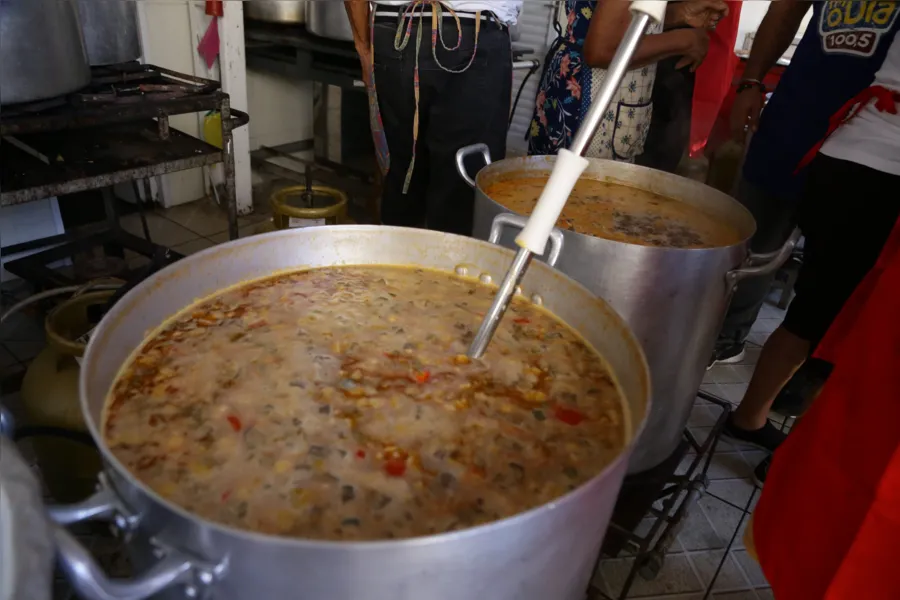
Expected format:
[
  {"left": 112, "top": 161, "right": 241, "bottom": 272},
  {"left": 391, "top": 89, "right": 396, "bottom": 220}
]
[{"left": 528, "top": 0, "right": 663, "bottom": 160}]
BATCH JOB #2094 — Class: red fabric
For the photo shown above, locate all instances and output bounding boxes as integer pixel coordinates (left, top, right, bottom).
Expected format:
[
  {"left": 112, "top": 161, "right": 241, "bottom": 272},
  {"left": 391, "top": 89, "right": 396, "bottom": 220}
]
[
  {"left": 794, "top": 85, "right": 900, "bottom": 173},
  {"left": 197, "top": 17, "right": 220, "bottom": 70},
  {"left": 754, "top": 215, "right": 900, "bottom": 600},
  {"left": 689, "top": 1, "right": 742, "bottom": 158}
]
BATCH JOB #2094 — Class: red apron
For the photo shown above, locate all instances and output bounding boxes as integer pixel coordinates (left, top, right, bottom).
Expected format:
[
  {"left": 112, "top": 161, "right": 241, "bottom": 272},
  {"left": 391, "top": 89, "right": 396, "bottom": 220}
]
[
  {"left": 689, "top": 1, "right": 742, "bottom": 158},
  {"left": 753, "top": 213, "right": 900, "bottom": 599},
  {"left": 795, "top": 84, "right": 900, "bottom": 173}
]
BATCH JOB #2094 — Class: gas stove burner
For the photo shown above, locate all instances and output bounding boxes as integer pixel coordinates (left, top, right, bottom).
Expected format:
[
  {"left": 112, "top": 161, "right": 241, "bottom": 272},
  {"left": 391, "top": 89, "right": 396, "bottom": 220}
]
[
  {"left": 75, "top": 64, "right": 219, "bottom": 105},
  {"left": 2, "top": 95, "right": 69, "bottom": 116}
]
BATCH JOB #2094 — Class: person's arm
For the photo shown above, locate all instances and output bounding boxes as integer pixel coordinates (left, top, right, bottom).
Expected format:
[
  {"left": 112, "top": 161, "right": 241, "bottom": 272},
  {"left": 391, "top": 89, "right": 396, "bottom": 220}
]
[
  {"left": 344, "top": 1, "right": 371, "bottom": 58},
  {"left": 664, "top": 0, "right": 728, "bottom": 30},
  {"left": 741, "top": 0, "right": 811, "bottom": 81},
  {"left": 730, "top": 0, "right": 811, "bottom": 137},
  {"left": 582, "top": 1, "right": 708, "bottom": 70}
]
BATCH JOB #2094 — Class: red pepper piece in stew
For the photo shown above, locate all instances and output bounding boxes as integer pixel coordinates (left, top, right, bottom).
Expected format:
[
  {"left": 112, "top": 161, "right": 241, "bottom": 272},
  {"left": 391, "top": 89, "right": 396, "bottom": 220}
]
[
  {"left": 384, "top": 458, "right": 407, "bottom": 477},
  {"left": 413, "top": 370, "right": 431, "bottom": 384},
  {"left": 554, "top": 406, "right": 585, "bottom": 426},
  {"left": 513, "top": 317, "right": 531, "bottom": 324},
  {"left": 226, "top": 414, "right": 242, "bottom": 432}
]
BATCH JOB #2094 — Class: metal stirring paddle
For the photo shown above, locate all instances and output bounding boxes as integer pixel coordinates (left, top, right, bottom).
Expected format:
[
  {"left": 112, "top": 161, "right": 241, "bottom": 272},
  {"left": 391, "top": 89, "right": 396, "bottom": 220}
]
[{"left": 468, "top": 1, "right": 669, "bottom": 359}]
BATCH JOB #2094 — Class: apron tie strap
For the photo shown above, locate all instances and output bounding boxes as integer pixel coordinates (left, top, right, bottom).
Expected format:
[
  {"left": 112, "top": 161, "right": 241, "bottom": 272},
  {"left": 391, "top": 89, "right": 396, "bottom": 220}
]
[
  {"left": 795, "top": 85, "right": 899, "bottom": 174},
  {"left": 369, "top": 6, "right": 390, "bottom": 175}
]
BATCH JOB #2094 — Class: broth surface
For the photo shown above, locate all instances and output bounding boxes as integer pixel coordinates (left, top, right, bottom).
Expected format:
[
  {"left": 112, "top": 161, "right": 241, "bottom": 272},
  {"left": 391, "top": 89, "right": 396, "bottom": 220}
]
[
  {"left": 103, "top": 266, "right": 627, "bottom": 541},
  {"left": 484, "top": 176, "right": 740, "bottom": 248}
]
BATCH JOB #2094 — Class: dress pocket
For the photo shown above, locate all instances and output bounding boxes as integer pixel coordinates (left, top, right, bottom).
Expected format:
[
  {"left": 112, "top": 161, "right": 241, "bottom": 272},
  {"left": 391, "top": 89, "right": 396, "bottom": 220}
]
[{"left": 611, "top": 100, "right": 653, "bottom": 162}]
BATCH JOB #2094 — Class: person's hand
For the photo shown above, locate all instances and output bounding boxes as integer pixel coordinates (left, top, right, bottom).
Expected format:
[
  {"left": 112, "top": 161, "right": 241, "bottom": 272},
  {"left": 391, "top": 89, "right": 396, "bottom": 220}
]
[
  {"left": 675, "top": 28, "right": 709, "bottom": 72},
  {"left": 730, "top": 86, "right": 764, "bottom": 141},
  {"left": 676, "top": 0, "right": 729, "bottom": 29}
]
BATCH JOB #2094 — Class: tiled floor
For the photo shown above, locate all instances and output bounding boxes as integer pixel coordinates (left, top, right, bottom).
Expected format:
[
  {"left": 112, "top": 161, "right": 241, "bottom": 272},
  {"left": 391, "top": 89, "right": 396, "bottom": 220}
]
[
  {"left": 116, "top": 195, "right": 276, "bottom": 269},
  {"left": 1, "top": 196, "right": 793, "bottom": 599}
]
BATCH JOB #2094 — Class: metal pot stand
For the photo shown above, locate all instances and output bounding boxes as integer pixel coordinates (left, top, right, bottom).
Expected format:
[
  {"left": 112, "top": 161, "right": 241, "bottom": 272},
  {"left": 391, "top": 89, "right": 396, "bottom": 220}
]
[{"left": 588, "top": 392, "right": 732, "bottom": 600}]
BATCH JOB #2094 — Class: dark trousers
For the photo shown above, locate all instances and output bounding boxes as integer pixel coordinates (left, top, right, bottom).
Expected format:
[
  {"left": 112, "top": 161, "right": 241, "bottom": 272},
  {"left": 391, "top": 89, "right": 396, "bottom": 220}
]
[
  {"left": 635, "top": 55, "right": 695, "bottom": 174},
  {"left": 373, "top": 16, "right": 512, "bottom": 235},
  {"left": 783, "top": 154, "right": 900, "bottom": 346},
  {"left": 719, "top": 155, "right": 900, "bottom": 349}
]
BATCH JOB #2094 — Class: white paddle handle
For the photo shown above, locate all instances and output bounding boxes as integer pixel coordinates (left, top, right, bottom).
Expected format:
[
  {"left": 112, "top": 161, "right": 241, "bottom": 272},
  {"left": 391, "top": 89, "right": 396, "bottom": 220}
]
[
  {"left": 514, "top": 149, "right": 589, "bottom": 255},
  {"left": 630, "top": 0, "right": 667, "bottom": 23}
]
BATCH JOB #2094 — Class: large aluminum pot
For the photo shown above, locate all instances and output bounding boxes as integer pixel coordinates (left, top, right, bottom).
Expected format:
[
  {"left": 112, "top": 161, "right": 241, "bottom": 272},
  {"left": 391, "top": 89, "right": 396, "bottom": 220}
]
[
  {"left": 245, "top": 0, "right": 307, "bottom": 24},
  {"left": 75, "top": 0, "right": 141, "bottom": 66},
  {"left": 46, "top": 223, "right": 650, "bottom": 600},
  {"left": 459, "top": 146, "right": 799, "bottom": 474},
  {"left": 307, "top": 0, "right": 354, "bottom": 41},
  {"left": 0, "top": 0, "right": 91, "bottom": 105}
]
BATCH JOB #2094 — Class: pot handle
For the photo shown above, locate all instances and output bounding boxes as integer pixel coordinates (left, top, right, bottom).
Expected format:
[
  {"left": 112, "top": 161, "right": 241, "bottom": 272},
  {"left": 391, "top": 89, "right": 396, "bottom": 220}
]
[
  {"left": 48, "top": 485, "right": 120, "bottom": 525},
  {"left": 489, "top": 213, "right": 565, "bottom": 268},
  {"left": 48, "top": 485, "right": 226, "bottom": 600},
  {"left": 54, "top": 526, "right": 197, "bottom": 600},
  {"left": 727, "top": 227, "right": 802, "bottom": 284},
  {"left": 455, "top": 143, "right": 492, "bottom": 188}
]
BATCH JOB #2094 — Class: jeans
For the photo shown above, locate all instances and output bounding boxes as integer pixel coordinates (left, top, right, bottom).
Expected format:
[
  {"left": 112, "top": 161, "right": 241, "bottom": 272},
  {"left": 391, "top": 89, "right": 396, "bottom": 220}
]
[
  {"left": 717, "top": 178, "right": 799, "bottom": 347},
  {"left": 372, "top": 16, "right": 512, "bottom": 235}
]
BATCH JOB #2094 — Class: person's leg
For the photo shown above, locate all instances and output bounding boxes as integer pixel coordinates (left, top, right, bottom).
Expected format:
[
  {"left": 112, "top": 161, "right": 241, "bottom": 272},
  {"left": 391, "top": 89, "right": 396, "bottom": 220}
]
[
  {"left": 372, "top": 20, "right": 430, "bottom": 227},
  {"left": 634, "top": 55, "right": 695, "bottom": 173},
  {"left": 732, "top": 325, "right": 810, "bottom": 431},
  {"left": 422, "top": 19, "right": 512, "bottom": 235},
  {"left": 726, "top": 154, "right": 900, "bottom": 449},
  {"left": 713, "top": 178, "right": 798, "bottom": 364}
]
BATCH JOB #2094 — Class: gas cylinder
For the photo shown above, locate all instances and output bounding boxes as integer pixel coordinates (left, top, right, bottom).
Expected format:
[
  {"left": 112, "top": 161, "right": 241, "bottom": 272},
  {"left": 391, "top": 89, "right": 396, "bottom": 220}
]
[
  {"left": 20, "top": 291, "right": 114, "bottom": 502},
  {"left": 270, "top": 181, "right": 349, "bottom": 230}
]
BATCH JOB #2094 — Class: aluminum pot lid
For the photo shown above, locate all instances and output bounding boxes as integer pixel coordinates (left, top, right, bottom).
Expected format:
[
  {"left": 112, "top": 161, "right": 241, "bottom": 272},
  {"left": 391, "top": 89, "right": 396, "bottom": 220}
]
[{"left": 0, "top": 436, "right": 53, "bottom": 600}]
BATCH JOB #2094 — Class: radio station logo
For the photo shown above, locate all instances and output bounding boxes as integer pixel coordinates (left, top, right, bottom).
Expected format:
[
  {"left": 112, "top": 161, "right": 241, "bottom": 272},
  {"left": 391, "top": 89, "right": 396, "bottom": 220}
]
[{"left": 819, "top": 1, "right": 900, "bottom": 57}]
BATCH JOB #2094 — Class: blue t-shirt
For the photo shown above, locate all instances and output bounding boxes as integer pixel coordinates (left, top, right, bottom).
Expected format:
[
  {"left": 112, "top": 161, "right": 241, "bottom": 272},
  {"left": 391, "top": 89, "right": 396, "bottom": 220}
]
[{"left": 742, "top": 0, "right": 900, "bottom": 200}]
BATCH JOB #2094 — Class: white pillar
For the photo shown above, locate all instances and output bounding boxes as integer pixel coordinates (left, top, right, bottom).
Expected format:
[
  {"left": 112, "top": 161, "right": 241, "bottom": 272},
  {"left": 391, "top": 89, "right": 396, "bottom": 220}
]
[
  {"left": 217, "top": 1, "right": 252, "bottom": 215},
  {"left": 135, "top": 0, "right": 252, "bottom": 214}
]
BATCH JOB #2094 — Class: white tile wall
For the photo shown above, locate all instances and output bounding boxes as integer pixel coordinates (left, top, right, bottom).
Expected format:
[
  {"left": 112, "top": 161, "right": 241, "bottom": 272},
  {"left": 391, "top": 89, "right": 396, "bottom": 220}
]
[{"left": 247, "top": 70, "right": 315, "bottom": 151}]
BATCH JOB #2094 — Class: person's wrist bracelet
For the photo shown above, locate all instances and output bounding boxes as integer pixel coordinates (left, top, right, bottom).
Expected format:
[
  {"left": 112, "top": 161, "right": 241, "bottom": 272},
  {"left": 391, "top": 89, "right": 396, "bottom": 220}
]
[{"left": 736, "top": 79, "right": 767, "bottom": 94}]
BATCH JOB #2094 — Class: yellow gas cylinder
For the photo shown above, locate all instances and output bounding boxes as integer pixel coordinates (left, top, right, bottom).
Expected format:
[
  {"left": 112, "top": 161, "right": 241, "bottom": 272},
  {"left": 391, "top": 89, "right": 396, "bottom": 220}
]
[
  {"left": 20, "top": 291, "right": 114, "bottom": 501},
  {"left": 270, "top": 182, "right": 350, "bottom": 230}
]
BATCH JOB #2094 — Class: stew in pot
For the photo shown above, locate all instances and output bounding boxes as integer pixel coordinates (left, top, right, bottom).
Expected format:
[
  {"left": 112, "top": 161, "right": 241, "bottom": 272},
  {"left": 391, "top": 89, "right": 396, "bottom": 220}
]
[
  {"left": 484, "top": 176, "right": 741, "bottom": 249},
  {"left": 103, "top": 266, "right": 627, "bottom": 541}
]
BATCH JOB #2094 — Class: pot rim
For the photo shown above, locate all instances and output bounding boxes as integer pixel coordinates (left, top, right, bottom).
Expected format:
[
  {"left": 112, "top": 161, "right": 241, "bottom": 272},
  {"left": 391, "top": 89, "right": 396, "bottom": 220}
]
[
  {"left": 80, "top": 225, "right": 651, "bottom": 551},
  {"left": 475, "top": 155, "right": 757, "bottom": 253}
]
